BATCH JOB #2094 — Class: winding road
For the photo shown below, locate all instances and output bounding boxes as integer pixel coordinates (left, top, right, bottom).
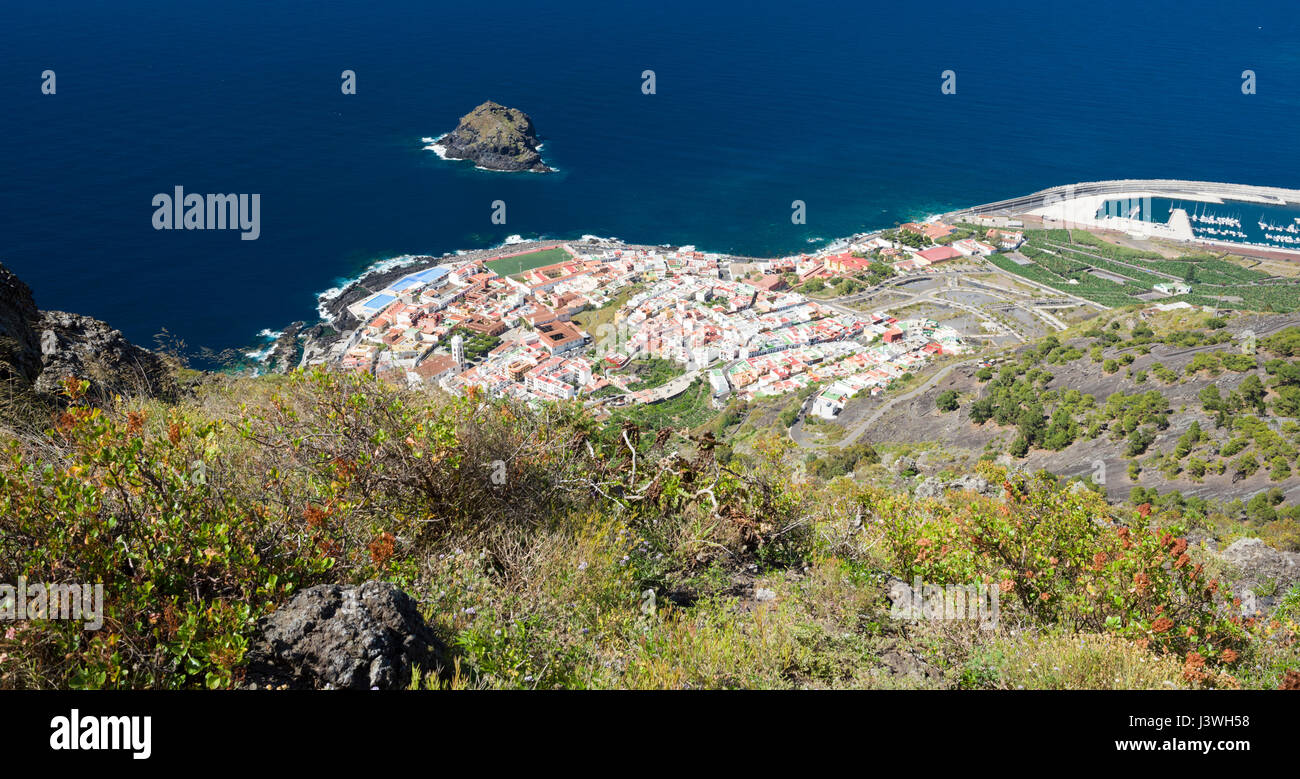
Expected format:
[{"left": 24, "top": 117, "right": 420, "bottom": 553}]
[{"left": 790, "top": 354, "right": 987, "bottom": 450}]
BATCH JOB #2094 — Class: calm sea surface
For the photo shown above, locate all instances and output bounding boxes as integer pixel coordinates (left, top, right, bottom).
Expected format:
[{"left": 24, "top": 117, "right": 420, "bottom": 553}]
[{"left": 1, "top": 0, "right": 1297, "bottom": 353}]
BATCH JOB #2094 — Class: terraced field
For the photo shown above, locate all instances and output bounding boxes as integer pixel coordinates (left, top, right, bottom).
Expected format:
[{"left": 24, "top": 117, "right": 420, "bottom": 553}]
[{"left": 989, "top": 229, "right": 1300, "bottom": 311}]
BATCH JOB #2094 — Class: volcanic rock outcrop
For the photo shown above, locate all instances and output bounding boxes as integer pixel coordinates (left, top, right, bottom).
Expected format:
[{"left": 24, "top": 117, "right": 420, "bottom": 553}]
[
  {"left": 434, "top": 101, "right": 552, "bottom": 172},
  {"left": 241, "top": 581, "right": 448, "bottom": 690},
  {"left": 0, "top": 261, "right": 174, "bottom": 403}
]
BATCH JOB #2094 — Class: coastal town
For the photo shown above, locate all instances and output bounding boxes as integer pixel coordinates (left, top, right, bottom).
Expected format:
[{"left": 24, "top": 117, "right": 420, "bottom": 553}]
[
  {"left": 300, "top": 221, "right": 1025, "bottom": 418},
  {"left": 292, "top": 179, "right": 1300, "bottom": 428}
]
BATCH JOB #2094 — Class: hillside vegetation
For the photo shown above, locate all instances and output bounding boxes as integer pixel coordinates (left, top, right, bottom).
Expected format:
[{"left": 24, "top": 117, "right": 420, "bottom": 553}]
[
  {"left": 846, "top": 310, "right": 1300, "bottom": 543},
  {"left": 1, "top": 368, "right": 1296, "bottom": 690}
]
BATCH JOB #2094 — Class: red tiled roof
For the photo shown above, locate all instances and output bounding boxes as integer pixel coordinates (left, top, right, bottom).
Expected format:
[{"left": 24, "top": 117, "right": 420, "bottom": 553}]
[
  {"left": 416, "top": 354, "right": 459, "bottom": 379},
  {"left": 918, "top": 246, "right": 961, "bottom": 262}
]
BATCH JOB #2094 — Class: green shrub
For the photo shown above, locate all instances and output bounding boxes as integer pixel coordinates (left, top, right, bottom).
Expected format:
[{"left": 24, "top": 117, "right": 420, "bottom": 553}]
[{"left": 876, "top": 468, "right": 1251, "bottom": 676}]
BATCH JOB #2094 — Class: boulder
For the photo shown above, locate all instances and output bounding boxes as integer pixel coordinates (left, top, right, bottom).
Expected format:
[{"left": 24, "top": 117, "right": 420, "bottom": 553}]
[
  {"left": 1219, "top": 538, "right": 1300, "bottom": 610},
  {"left": 891, "top": 454, "right": 918, "bottom": 476},
  {"left": 883, "top": 575, "right": 913, "bottom": 607},
  {"left": 242, "top": 581, "right": 447, "bottom": 690},
  {"left": 880, "top": 647, "right": 941, "bottom": 682},
  {"left": 914, "top": 474, "right": 996, "bottom": 500},
  {"left": 34, "top": 310, "right": 176, "bottom": 400}
]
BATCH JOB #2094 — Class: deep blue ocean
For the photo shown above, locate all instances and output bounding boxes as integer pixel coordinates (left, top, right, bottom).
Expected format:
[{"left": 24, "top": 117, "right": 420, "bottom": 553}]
[{"left": 2, "top": 0, "right": 1298, "bottom": 355}]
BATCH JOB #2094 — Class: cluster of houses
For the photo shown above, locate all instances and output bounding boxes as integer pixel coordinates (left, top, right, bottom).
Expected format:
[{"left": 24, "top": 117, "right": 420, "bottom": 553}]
[
  {"left": 603, "top": 274, "right": 873, "bottom": 371},
  {"left": 809, "top": 318, "right": 965, "bottom": 419},
  {"left": 718, "top": 341, "right": 871, "bottom": 400},
  {"left": 455, "top": 337, "right": 598, "bottom": 401},
  {"left": 603, "top": 263, "right": 966, "bottom": 409},
  {"left": 326, "top": 224, "right": 977, "bottom": 410},
  {"left": 734, "top": 222, "right": 1024, "bottom": 286},
  {"left": 331, "top": 243, "right": 741, "bottom": 402},
  {"left": 702, "top": 312, "right": 965, "bottom": 415},
  {"left": 452, "top": 249, "right": 733, "bottom": 401}
]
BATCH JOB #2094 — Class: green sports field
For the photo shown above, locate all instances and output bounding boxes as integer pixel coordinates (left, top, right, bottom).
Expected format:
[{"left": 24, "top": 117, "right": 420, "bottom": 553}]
[{"left": 485, "top": 247, "right": 572, "bottom": 277}]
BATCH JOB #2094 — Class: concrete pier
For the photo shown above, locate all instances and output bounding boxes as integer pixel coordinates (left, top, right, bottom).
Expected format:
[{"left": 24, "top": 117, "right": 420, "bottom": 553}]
[{"left": 949, "top": 179, "right": 1300, "bottom": 221}]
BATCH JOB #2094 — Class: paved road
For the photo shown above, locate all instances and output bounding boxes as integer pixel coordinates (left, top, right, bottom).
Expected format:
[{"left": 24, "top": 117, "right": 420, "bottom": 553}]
[
  {"left": 981, "top": 259, "right": 1110, "bottom": 311},
  {"left": 825, "top": 274, "right": 1038, "bottom": 342},
  {"left": 625, "top": 369, "right": 701, "bottom": 404},
  {"left": 829, "top": 268, "right": 983, "bottom": 306},
  {"left": 790, "top": 355, "right": 988, "bottom": 450},
  {"left": 832, "top": 359, "right": 978, "bottom": 448}
]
